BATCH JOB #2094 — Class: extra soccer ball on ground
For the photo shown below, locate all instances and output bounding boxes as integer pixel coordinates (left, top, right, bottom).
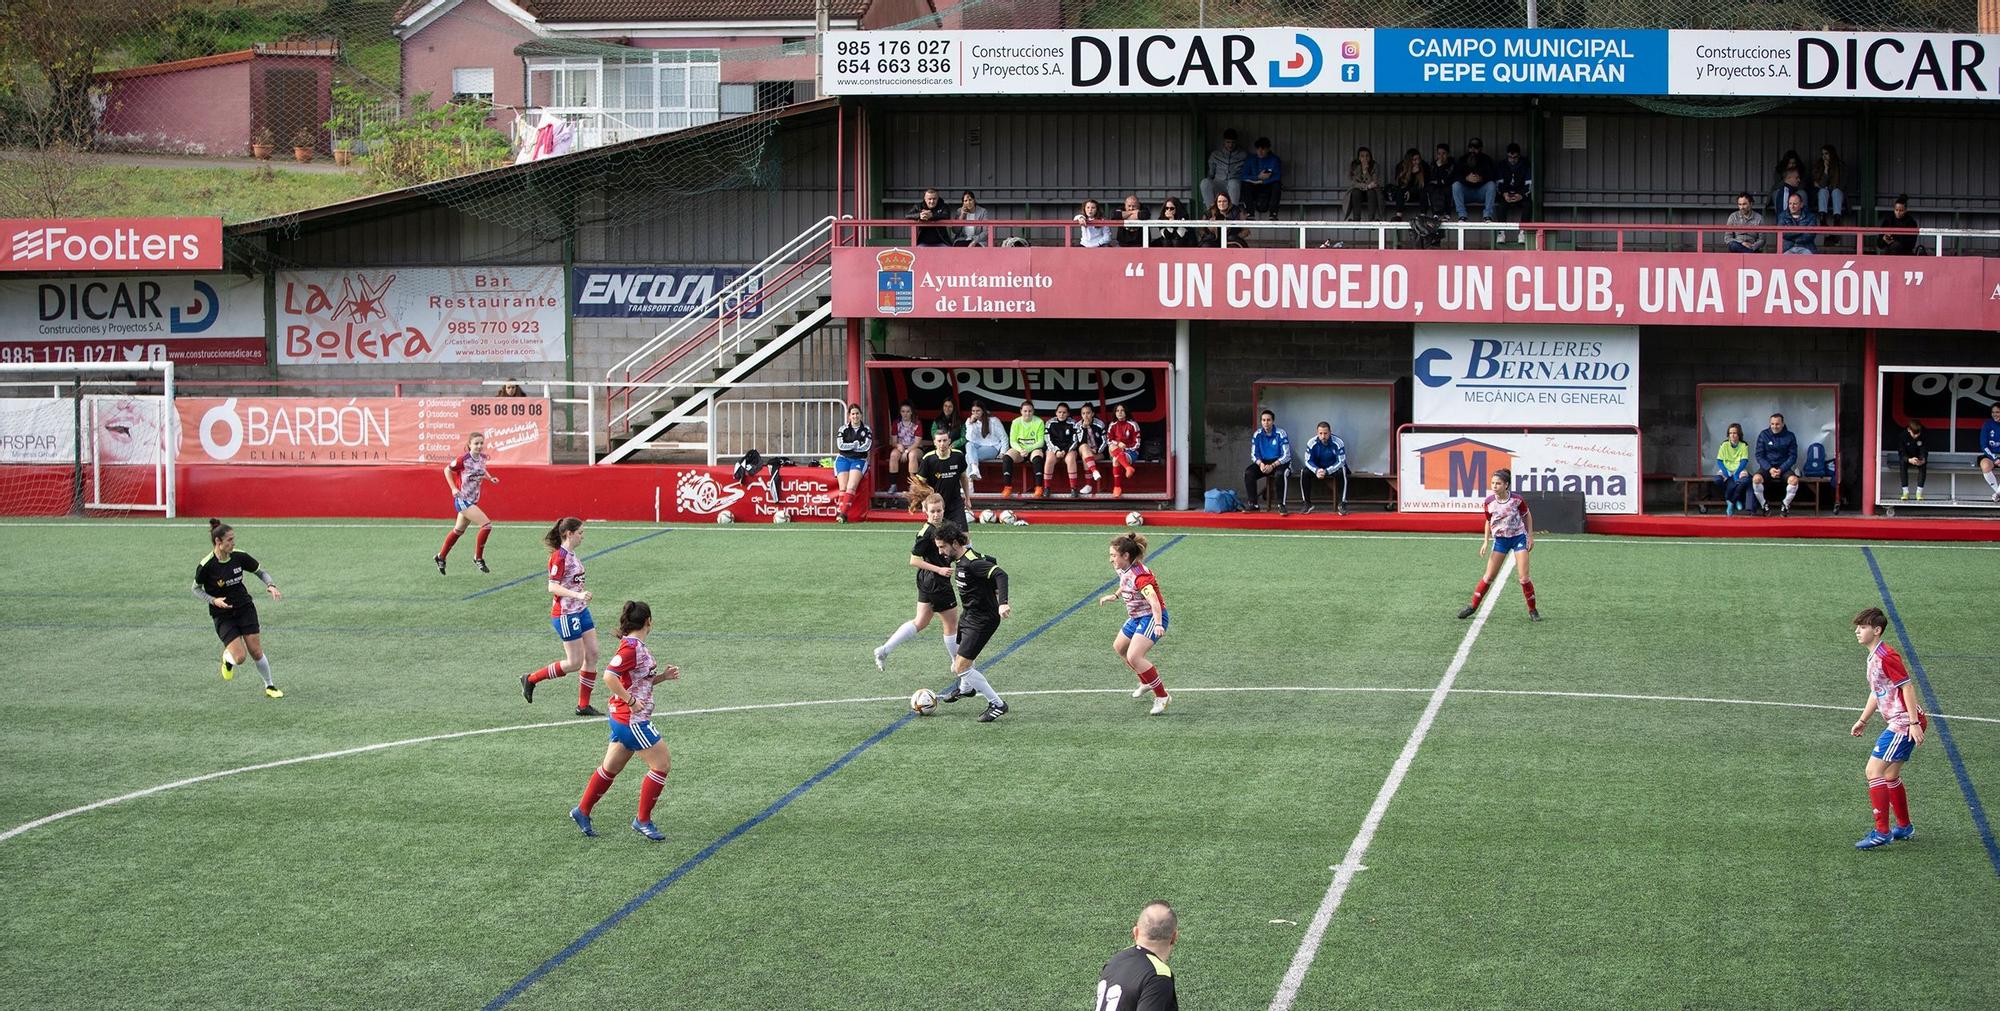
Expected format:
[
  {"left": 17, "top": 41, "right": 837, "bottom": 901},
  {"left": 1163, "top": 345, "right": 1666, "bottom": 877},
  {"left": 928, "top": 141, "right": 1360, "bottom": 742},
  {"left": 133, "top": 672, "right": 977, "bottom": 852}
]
[
  {"left": 909, "top": 688, "right": 938, "bottom": 715},
  {"left": 1125, "top": 511, "right": 1144, "bottom": 527},
  {"left": 978, "top": 509, "right": 997, "bottom": 524}
]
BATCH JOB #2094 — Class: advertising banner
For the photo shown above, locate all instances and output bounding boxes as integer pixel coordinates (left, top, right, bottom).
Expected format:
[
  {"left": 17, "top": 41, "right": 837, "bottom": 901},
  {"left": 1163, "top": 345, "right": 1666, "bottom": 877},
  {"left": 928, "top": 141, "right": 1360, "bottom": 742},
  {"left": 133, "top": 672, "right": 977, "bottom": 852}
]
[
  {"left": 177, "top": 396, "right": 551, "bottom": 465},
  {"left": 1883, "top": 369, "right": 1998, "bottom": 455},
  {"left": 2, "top": 217, "right": 222, "bottom": 272},
  {"left": 1399, "top": 432, "right": 1640, "bottom": 514},
  {"left": 1413, "top": 324, "right": 1638, "bottom": 427},
  {"left": 1669, "top": 32, "right": 2000, "bottom": 100},
  {"left": 276, "top": 266, "right": 565, "bottom": 365},
  {"left": 831, "top": 246, "right": 2000, "bottom": 330},
  {"left": 0, "top": 398, "right": 73, "bottom": 463},
  {"left": 823, "top": 28, "right": 1372, "bottom": 95},
  {"left": 570, "top": 266, "right": 760, "bottom": 318},
  {"left": 1375, "top": 30, "right": 1666, "bottom": 93},
  {"left": 0, "top": 273, "right": 267, "bottom": 366},
  {"left": 667, "top": 465, "right": 843, "bottom": 522}
]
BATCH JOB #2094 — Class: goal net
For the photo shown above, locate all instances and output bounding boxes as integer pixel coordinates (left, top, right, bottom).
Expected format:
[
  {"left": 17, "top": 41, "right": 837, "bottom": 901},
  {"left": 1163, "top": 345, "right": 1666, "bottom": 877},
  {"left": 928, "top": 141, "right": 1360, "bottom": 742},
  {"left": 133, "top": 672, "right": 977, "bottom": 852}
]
[{"left": 0, "top": 362, "right": 175, "bottom": 517}]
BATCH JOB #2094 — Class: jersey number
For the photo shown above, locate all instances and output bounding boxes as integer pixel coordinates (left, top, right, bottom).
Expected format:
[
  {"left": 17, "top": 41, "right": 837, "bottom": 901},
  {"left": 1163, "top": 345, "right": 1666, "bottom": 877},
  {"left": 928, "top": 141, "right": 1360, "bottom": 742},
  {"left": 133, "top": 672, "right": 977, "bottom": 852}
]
[
  {"left": 1094, "top": 981, "right": 1123, "bottom": 1010},
  {"left": 567, "top": 616, "right": 583, "bottom": 633}
]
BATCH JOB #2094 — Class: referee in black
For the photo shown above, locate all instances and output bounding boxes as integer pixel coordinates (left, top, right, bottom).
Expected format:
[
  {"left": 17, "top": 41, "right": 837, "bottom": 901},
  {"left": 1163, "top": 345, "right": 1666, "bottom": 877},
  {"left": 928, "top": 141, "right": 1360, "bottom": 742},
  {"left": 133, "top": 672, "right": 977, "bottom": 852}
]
[
  {"left": 915, "top": 428, "right": 972, "bottom": 527},
  {"left": 1095, "top": 900, "right": 1179, "bottom": 1010}
]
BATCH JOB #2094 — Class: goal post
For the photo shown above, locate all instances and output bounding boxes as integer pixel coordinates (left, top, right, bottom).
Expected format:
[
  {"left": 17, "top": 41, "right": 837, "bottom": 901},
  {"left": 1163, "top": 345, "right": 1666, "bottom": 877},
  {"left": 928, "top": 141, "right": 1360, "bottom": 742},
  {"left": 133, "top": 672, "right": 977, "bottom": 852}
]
[{"left": 0, "top": 361, "right": 175, "bottom": 517}]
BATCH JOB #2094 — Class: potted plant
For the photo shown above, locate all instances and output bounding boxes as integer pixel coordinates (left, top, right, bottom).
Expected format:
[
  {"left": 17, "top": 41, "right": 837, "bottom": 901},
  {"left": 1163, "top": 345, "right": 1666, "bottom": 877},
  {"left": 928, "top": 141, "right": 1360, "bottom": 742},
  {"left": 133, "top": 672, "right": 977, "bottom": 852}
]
[
  {"left": 332, "top": 137, "right": 354, "bottom": 166},
  {"left": 251, "top": 127, "right": 275, "bottom": 160},
  {"left": 292, "top": 127, "right": 315, "bottom": 163}
]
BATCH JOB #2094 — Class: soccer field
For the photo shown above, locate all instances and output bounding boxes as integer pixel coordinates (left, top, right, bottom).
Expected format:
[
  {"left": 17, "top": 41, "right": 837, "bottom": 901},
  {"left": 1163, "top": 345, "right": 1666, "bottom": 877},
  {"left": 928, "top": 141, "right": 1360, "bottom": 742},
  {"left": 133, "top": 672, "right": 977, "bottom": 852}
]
[{"left": 2, "top": 519, "right": 1996, "bottom": 1010}]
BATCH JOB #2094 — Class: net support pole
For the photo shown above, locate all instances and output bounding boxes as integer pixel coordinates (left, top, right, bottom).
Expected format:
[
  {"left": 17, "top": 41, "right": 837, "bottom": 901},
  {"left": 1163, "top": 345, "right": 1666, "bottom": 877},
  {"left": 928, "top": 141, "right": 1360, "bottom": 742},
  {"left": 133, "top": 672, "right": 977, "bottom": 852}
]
[
  {"left": 162, "top": 360, "right": 176, "bottom": 519},
  {"left": 1174, "top": 319, "right": 1191, "bottom": 510},
  {"left": 1860, "top": 330, "right": 1876, "bottom": 517},
  {"left": 71, "top": 379, "right": 84, "bottom": 516}
]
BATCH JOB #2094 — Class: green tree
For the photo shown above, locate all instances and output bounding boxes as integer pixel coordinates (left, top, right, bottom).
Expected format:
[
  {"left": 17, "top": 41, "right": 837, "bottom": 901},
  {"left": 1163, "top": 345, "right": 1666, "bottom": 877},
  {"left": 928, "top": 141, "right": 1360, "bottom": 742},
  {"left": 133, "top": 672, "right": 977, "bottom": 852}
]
[{"left": 0, "top": 0, "right": 166, "bottom": 147}]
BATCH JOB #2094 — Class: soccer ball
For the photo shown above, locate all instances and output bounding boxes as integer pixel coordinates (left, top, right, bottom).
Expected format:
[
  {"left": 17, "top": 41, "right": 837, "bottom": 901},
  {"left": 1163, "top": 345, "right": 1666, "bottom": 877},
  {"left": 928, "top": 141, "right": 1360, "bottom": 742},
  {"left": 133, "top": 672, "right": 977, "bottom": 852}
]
[
  {"left": 910, "top": 688, "right": 938, "bottom": 715},
  {"left": 1125, "top": 510, "right": 1144, "bottom": 527},
  {"left": 978, "top": 509, "right": 997, "bottom": 524},
  {"left": 998, "top": 509, "right": 1017, "bottom": 525},
  {"left": 772, "top": 510, "right": 791, "bottom": 524},
  {"left": 715, "top": 512, "right": 735, "bottom": 524}
]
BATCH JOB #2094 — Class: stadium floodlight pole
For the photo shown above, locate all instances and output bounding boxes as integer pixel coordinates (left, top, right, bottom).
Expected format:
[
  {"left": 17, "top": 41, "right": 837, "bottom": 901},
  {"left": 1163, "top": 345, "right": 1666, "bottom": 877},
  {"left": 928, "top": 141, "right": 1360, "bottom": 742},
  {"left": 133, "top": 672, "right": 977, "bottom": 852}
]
[
  {"left": 814, "top": 0, "right": 828, "bottom": 93},
  {"left": 1526, "top": 0, "right": 1538, "bottom": 27}
]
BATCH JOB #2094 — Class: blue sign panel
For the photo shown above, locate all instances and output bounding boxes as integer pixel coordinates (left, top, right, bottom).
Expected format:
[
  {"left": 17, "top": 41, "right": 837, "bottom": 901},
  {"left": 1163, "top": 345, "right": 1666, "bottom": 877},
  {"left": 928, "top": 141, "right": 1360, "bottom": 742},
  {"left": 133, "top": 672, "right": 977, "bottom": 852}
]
[
  {"left": 570, "top": 267, "right": 759, "bottom": 319},
  {"left": 1375, "top": 30, "right": 1668, "bottom": 94}
]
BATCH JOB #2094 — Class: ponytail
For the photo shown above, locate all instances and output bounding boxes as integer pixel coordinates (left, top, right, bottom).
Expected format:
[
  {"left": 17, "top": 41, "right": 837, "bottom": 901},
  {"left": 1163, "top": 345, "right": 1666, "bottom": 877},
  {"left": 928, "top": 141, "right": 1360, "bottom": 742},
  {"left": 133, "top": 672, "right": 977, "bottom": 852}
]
[
  {"left": 618, "top": 600, "right": 653, "bottom": 636},
  {"left": 544, "top": 516, "right": 584, "bottom": 549},
  {"left": 1110, "top": 532, "right": 1147, "bottom": 561},
  {"left": 1492, "top": 468, "right": 1512, "bottom": 489},
  {"left": 907, "top": 474, "right": 937, "bottom": 514},
  {"left": 208, "top": 518, "right": 232, "bottom": 544}
]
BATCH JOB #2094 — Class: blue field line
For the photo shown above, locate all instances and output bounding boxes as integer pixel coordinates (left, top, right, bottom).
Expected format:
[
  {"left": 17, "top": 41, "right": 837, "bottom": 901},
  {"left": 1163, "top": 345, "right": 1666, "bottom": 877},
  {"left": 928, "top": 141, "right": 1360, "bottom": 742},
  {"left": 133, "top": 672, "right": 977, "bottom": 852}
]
[
  {"left": 462, "top": 528, "right": 672, "bottom": 601},
  {"left": 483, "top": 533, "right": 1187, "bottom": 1009},
  {"left": 1863, "top": 546, "right": 2000, "bottom": 879}
]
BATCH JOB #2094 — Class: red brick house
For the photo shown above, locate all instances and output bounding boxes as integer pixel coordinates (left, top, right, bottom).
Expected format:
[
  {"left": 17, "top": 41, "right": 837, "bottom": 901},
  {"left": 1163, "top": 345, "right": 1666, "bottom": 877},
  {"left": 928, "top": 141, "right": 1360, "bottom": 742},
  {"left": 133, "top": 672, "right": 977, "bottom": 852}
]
[{"left": 93, "top": 42, "right": 339, "bottom": 156}]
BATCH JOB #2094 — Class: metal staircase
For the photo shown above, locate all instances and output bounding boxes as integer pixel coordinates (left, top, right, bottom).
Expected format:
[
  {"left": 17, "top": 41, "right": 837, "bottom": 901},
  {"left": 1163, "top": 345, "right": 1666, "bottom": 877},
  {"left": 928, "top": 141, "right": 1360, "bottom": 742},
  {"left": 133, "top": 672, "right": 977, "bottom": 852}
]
[{"left": 602, "top": 217, "right": 838, "bottom": 463}]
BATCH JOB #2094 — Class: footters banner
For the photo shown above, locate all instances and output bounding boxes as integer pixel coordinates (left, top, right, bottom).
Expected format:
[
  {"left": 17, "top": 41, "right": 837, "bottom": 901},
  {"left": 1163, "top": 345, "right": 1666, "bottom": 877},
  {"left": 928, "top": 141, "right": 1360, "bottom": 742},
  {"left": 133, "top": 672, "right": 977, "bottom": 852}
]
[
  {"left": 1399, "top": 432, "right": 1639, "bottom": 514},
  {"left": 177, "top": 397, "right": 551, "bottom": 465}
]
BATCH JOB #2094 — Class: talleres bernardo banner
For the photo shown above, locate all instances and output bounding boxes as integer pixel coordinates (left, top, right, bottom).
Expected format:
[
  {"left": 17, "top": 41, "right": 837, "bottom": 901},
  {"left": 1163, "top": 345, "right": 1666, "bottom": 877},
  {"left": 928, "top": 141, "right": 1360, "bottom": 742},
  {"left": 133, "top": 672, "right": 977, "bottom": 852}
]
[
  {"left": 178, "top": 397, "right": 551, "bottom": 465},
  {"left": 831, "top": 247, "right": 2000, "bottom": 330},
  {"left": 1413, "top": 325, "right": 1638, "bottom": 428}
]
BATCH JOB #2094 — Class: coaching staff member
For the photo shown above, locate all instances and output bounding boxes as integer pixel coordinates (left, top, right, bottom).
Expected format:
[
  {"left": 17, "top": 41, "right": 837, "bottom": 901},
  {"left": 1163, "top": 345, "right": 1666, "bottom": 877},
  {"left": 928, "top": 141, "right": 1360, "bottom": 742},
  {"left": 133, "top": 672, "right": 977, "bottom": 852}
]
[{"left": 1095, "top": 901, "right": 1179, "bottom": 1010}]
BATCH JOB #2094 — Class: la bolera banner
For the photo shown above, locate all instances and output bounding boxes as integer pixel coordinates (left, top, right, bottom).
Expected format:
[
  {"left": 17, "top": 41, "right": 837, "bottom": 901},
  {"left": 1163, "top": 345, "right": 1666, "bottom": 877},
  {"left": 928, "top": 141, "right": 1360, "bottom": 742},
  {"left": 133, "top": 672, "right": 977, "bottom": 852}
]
[
  {"left": 0, "top": 273, "right": 267, "bottom": 366},
  {"left": 1399, "top": 432, "right": 1641, "bottom": 515},
  {"left": 276, "top": 267, "right": 565, "bottom": 365},
  {"left": 178, "top": 397, "right": 552, "bottom": 465},
  {"left": 825, "top": 28, "right": 2000, "bottom": 100},
  {"left": 831, "top": 247, "right": 2000, "bottom": 330},
  {"left": 1413, "top": 325, "right": 1638, "bottom": 427}
]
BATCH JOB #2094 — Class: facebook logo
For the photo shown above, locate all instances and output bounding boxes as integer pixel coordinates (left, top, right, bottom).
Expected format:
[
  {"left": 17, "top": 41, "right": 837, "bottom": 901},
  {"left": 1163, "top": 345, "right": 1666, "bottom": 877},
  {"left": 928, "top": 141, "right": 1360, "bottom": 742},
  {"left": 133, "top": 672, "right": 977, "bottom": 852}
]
[{"left": 1340, "top": 63, "right": 1360, "bottom": 82}]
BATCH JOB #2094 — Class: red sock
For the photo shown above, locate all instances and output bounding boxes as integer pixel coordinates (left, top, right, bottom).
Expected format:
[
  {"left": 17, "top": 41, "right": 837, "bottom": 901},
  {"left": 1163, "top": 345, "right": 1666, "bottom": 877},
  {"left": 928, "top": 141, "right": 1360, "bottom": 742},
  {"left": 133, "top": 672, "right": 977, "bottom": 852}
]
[
  {"left": 475, "top": 523, "right": 491, "bottom": 558},
  {"left": 1521, "top": 580, "right": 1537, "bottom": 612},
  {"left": 638, "top": 770, "right": 667, "bottom": 821},
  {"left": 1136, "top": 664, "right": 1167, "bottom": 697},
  {"left": 440, "top": 529, "right": 462, "bottom": 558},
  {"left": 578, "top": 767, "right": 616, "bottom": 814},
  {"left": 578, "top": 672, "right": 597, "bottom": 708},
  {"left": 1868, "top": 778, "right": 1891, "bottom": 833},
  {"left": 527, "top": 661, "right": 568, "bottom": 684},
  {"left": 1470, "top": 579, "right": 1490, "bottom": 607},
  {"left": 1886, "top": 780, "right": 1910, "bottom": 826},
  {"left": 1112, "top": 468, "right": 1124, "bottom": 492}
]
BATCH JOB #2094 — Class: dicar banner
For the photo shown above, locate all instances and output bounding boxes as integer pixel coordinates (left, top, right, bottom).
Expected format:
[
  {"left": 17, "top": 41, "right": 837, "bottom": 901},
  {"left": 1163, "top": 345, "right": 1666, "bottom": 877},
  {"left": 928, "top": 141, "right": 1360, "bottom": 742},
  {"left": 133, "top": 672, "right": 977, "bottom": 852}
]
[
  {"left": 178, "top": 397, "right": 552, "bottom": 465},
  {"left": 276, "top": 267, "right": 565, "bottom": 365},
  {"left": 0, "top": 274, "right": 266, "bottom": 365}
]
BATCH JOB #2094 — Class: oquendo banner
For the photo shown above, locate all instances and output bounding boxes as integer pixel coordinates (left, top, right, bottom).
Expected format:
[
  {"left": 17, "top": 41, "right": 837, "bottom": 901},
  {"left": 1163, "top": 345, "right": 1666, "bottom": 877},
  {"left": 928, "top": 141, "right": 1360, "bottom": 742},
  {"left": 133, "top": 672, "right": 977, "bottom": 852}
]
[{"left": 831, "top": 246, "right": 2000, "bottom": 330}]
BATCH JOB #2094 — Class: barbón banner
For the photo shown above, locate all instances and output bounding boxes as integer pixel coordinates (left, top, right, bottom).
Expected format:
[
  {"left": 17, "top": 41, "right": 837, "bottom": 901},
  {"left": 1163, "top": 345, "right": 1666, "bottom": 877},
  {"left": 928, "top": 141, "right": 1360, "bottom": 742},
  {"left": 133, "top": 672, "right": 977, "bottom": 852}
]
[
  {"left": 831, "top": 246, "right": 2000, "bottom": 330},
  {"left": 178, "top": 397, "right": 551, "bottom": 465}
]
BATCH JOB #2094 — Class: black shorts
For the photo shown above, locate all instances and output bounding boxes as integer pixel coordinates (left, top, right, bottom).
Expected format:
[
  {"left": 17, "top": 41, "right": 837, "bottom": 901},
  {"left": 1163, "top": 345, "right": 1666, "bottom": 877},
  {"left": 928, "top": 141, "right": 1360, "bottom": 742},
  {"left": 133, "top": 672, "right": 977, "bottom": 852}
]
[
  {"left": 955, "top": 616, "right": 999, "bottom": 661},
  {"left": 213, "top": 608, "right": 260, "bottom": 644},
  {"left": 917, "top": 579, "right": 957, "bottom": 611}
]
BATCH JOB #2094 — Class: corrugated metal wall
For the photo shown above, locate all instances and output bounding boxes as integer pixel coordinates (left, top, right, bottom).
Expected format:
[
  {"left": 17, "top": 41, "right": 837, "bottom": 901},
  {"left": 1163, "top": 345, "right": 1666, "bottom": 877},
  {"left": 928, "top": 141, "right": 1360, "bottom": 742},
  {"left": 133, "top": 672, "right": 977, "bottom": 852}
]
[
  {"left": 272, "top": 205, "right": 561, "bottom": 266},
  {"left": 1198, "top": 103, "right": 1527, "bottom": 202},
  {"left": 1540, "top": 105, "right": 1863, "bottom": 204}
]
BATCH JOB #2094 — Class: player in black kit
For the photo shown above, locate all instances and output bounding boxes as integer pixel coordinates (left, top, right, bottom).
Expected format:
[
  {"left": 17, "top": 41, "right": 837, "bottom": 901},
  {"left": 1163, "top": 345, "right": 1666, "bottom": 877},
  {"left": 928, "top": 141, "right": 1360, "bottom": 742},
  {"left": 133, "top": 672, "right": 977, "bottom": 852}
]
[
  {"left": 1094, "top": 901, "right": 1180, "bottom": 1011},
  {"left": 873, "top": 493, "right": 960, "bottom": 671},
  {"left": 932, "top": 522, "right": 1010, "bottom": 721},
  {"left": 192, "top": 519, "right": 284, "bottom": 698},
  {"left": 913, "top": 428, "right": 972, "bottom": 528}
]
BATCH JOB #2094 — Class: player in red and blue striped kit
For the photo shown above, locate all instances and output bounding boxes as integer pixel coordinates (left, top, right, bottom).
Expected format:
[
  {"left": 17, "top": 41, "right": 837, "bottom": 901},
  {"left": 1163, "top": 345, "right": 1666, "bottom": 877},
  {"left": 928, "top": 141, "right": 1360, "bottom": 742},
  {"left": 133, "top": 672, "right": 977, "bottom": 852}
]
[
  {"left": 1850, "top": 607, "right": 1926, "bottom": 849},
  {"left": 570, "top": 600, "right": 680, "bottom": 841},
  {"left": 1098, "top": 532, "right": 1171, "bottom": 716},
  {"left": 435, "top": 432, "right": 498, "bottom": 574},
  {"left": 519, "top": 517, "right": 604, "bottom": 716},
  {"left": 1458, "top": 469, "right": 1539, "bottom": 621}
]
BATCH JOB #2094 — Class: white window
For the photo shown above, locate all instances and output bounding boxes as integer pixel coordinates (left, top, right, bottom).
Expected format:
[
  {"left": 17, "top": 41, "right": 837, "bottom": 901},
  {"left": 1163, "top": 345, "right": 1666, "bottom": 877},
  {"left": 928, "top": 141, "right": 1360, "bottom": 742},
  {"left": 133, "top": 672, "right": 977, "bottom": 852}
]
[
  {"left": 525, "top": 50, "right": 720, "bottom": 135},
  {"left": 451, "top": 67, "right": 495, "bottom": 104}
]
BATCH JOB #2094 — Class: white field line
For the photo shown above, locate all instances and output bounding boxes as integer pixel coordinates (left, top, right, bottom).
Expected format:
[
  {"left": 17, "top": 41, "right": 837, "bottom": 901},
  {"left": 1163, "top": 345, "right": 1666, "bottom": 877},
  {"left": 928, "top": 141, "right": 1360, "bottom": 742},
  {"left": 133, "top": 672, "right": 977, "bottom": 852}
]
[
  {"left": 1268, "top": 553, "right": 1513, "bottom": 1011},
  {"left": 5, "top": 675, "right": 1993, "bottom": 847}
]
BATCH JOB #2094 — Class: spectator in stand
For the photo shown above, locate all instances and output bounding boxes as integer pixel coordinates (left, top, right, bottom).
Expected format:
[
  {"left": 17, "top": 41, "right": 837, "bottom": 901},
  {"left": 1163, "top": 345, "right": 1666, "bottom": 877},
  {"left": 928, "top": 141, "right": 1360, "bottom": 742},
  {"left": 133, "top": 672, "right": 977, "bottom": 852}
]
[
  {"left": 1241, "top": 137, "right": 1283, "bottom": 220},
  {"left": 1300, "top": 421, "right": 1348, "bottom": 515},
  {"left": 1203, "top": 193, "right": 1245, "bottom": 248},
  {"left": 1981, "top": 402, "right": 2000, "bottom": 501},
  {"left": 1779, "top": 192, "right": 1818, "bottom": 254},
  {"left": 1495, "top": 143, "right": 1532, "bottom": 227},
  {"left": 1878, "top": 194, "right": 1920, "bottom": 255},
  {"left": 1725, "top": 192, "right": 1765, "bottom": 253},
  {"left": 1001, "top": 400, "right": 1046, "bottom": 499},
  {"left": 1714, "top": 422, "right": 1754, "bottom": 516},
  {"left": 1116, "top": 194, "right": 1148, "bottom": 248},
  {"left": 1155, "top": 198, "right": 1193, "bottom": 247},
  {"left": 1041, "top": 402, "right": 1084, "bottom": 498},
  {"left": 497, "top": 380, "right": 527, "bottom": 397},
  {"left": 1390, "top": 148, "right": 1427, "bottom": 221},
  {"left": 1425, "top": 143, "right": 1456, "bottom": 217},
  {"left": 1452, "top": 138, "right": 1499, "bottom": 222},
  {"left": 1752, "top": 412, "right": 1802, "bottom": 516},
  {"left": 1814, "top": 144, "right": 1846, "bottom": 231},
  {"left": 1771, "top": 167, "right": 1810, "bottom": 221},
  {"left": 953, "top": 191, "right": 992, "bottom": 247},
  {"left": 930, "top": 397, "right": 964, "bottom": 452},
  {"left": 1076, "top": 199, "right": 1115, "bottom": 248},
  {"left": 1244, "top": 409, "right": 1292, "bottom": 515},
  {"left": 1897, "top": 418, "right": 1928, "bottom": 502},
  {"left": 887, "top": 402, "right": 923, "bottom": 478},
  {"left": 1344, "top": 146, "right": 1384, "bottom": 221},
  {"left": 1771, "top": 150, "right": 1809, "bottom": 206},
  {"left": 1199, "top": 129, "right": 1246, "bottom": 211},
  {"left": 962, "top": 402, "right": 1007, "bottom": 480},
  {"left": 909, "top": 188, "right": 952, "bottom": 247}
]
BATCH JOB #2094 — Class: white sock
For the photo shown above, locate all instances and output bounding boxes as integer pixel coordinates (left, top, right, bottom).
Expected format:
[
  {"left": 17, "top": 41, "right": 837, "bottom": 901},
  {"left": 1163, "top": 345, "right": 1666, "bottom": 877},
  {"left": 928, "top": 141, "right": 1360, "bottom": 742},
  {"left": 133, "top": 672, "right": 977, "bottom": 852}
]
[
  {"left": 880, "top": 621, "right": 920, "bottom": 654},
  {"left": 958, "top": 669, "right": 1001, "bottom": 706},
  {"left": 1900, "top": 486, "right": 1908, "bottom": 494},
  {"left": 1752, "top": 483, "right": 1767, "bottom": 507},
  {"left": 943, "top": 633, "right": 958, "bottom": 660},
  {"left": 1783, "top": 484, "right": 1797, "bottom": 506},
  {"left": 1986, "top": 471, "right": 2000, "bottom": 491},
  {"left": 254, "top": 655, "right": 273, "bottom": 687}
]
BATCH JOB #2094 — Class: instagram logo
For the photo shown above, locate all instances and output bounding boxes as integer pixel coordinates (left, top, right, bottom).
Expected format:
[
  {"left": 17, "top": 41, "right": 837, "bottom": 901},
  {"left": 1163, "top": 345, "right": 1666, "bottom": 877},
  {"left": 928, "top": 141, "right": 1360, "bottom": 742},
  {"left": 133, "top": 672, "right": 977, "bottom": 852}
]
[{"left": 1341, "top": 41, "right": 1361, "bottom": 59}]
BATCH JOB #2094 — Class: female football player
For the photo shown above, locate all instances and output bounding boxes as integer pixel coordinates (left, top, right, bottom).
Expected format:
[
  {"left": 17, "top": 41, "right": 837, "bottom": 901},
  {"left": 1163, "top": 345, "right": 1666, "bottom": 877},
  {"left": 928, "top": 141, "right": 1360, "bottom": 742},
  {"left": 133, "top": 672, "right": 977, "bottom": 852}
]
[
  {"left": 874, "top": 492, "right": 960, "bottom": 670},
  {"left": 1098, "top": 532, "right": 1170, "bottom": 715},
  {"left": 436, "top": 431, "right": 499, "bottom": 574},
  {"left": 193, "top": 519, "right": 284, "bottom": 698},
  {"left": 1457, "top": 469, "right": 1539, "bottom": 622},
  {"left": 1104, "top": 403, "right": 1141, "bottom": 498},
  {"left": 520, "top": 517, "right": 604, "bottom": 715},
  {"left": 570, "top": 600, "right": 680, "bottom": 842},
  {"left": 833, "top": 403, "right": 873, "bottom": 523}
]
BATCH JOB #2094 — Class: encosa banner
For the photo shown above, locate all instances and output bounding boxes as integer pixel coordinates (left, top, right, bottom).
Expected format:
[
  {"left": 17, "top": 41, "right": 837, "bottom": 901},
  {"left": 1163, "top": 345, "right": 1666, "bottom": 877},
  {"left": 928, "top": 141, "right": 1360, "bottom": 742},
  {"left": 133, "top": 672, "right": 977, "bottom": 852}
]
[
  {"left": 0, "top": 274, "right": 266, "bottom": 366},
  {"left": 276, "top": 267, "right": 564, "bottom": 365},
  {"left": 177, "top": 397, "right": 551, "bottom": 465},
  {"left": 824, "top": 28, "right": 1372, "bottom": 95},
  {"left": 1413, "top": 325, "right": 1638, "bottom": 427},
  {"left": 831, "top": 246, "right": 2000, "bottom": 330},
  {"left": 1400, "top": 432, "right": 1640, "bottom": 514},
  {"left": 1670, "top": 32, "right": 2000, "bottom": 100},
  {"left": 2, "top": 217, "right": 222, "bottom": 271},
  {"left": 1376, "top": 30, "right": 1666, "bottom": 93},
  {"left": 571, "top": 267, "right": 760, "bottom": 318}
]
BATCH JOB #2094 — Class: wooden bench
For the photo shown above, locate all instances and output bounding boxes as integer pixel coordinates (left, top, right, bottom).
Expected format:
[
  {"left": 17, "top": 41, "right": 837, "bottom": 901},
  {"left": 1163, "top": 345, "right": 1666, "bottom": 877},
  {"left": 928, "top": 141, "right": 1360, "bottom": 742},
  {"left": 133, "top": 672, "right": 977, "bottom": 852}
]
[{"left": 1673, "top": 474, "right": 1831, "bottom": 515}]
